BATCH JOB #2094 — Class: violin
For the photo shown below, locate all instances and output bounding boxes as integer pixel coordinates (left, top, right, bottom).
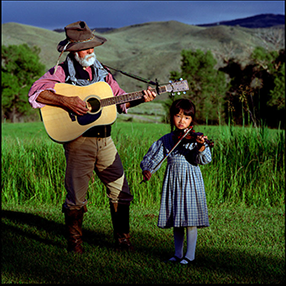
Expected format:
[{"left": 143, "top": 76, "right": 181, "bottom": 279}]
[{"left": 173, "top": 126, "right": 214, "bottom": 148}]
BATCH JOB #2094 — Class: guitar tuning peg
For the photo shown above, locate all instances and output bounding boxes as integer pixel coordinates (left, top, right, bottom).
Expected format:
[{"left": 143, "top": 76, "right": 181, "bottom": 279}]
[
  {"left": 171, "top": 92, "right": 175, "bottom": 96},
  {"left": 177, "top": 92, "right": 181, "bottom": 95},
  {"left": 183, "top": 91, "right": 186, "bottom": 94},
  {"left": 169, "top": 80, "right": 173, "bottom": 83},
  {"left": 180, "top": 78, "right": 183, "bottom": 81}
]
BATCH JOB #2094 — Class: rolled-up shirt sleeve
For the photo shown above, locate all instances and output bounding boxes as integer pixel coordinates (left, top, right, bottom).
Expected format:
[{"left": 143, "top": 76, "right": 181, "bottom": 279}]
[{"left": 28, "top": 66, "right": 66, "bottom": 108}]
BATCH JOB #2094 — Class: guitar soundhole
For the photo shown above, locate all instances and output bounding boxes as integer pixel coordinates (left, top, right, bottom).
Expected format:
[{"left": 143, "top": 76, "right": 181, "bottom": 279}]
[{"left": 86, "top": 97, "right": 100, "bottom": 114}]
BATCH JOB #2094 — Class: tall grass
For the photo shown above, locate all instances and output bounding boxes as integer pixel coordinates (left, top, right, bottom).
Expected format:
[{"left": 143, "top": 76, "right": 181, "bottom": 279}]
[
  {"left": 1, "top": 137, "right": 66, "bottom": 205},
  {"left": 1, "top": 121, "right": 285, "bottom": 208},
  {"left": 203, "top": 124, "right": 285, "bottom": 206}
]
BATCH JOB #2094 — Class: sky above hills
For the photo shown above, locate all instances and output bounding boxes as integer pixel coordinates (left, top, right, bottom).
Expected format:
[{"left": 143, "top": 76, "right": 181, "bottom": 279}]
[{"left": 2, "top": 1, "right": 285, "bottom": 30}]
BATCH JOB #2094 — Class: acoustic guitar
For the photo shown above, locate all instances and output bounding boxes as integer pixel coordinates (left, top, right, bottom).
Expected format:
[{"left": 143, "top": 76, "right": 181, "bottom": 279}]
[{"left": 40, "top": 80, "right": 189, "bottom": 143}]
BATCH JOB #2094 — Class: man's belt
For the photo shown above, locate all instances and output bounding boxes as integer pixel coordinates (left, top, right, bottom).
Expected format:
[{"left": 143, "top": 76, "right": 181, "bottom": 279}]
[{"left": 82, "top": 125, "right": 111, "bottom": 138}]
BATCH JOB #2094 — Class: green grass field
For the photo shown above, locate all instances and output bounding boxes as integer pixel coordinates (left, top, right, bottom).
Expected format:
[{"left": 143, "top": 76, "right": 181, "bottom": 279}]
[{"left": 1, "top": 121, "right": 285, "bottom": 283}]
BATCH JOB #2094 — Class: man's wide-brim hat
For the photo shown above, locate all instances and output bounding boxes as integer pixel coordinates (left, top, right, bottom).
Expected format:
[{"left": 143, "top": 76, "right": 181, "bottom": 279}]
[{"left": 57, "top": 21, "right": 107, "bottom": 52}]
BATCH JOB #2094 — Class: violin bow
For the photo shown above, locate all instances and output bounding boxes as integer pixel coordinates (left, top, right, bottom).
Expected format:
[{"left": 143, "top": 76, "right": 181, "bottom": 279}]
[{"left": 140, "top": 127, "right": 193, "bottom": 184}]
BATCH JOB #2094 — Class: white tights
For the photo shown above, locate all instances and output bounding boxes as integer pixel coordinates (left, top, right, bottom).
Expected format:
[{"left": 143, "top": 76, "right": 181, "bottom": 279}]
[{"left": 173, "top": 226, "right": 197, "bottom": 261}]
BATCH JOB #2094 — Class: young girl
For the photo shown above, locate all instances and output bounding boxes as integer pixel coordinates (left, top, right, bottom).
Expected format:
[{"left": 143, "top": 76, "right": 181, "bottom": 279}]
[{"left": 140, "top": 98, "right": 212, "bottom": 265}]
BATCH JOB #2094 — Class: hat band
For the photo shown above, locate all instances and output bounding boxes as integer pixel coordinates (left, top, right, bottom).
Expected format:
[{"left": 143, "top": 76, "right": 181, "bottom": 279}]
[{"left": 68, "top": 35, "right": 95, "bottom": 43}]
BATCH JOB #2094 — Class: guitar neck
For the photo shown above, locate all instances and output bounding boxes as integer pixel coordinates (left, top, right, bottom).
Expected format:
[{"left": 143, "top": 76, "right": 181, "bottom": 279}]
[{"left": 100, "top": 86, "right": 167, "bottom": 107}]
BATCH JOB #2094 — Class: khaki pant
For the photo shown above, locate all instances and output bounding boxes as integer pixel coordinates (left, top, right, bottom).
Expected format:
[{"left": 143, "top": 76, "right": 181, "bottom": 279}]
[{"left": 63, "top": 136, "right": 133, "bottom": 210}]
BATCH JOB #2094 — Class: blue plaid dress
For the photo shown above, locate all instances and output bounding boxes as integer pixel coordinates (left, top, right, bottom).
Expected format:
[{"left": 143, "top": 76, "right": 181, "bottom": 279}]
[{"left": 140, "top": 132, "right": 212, "bottom": 229}]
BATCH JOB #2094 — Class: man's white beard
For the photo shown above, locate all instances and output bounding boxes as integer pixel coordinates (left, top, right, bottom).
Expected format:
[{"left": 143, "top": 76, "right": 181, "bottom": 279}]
[{"left": 74, "top": 52, "right": 96, "bottom": 67}]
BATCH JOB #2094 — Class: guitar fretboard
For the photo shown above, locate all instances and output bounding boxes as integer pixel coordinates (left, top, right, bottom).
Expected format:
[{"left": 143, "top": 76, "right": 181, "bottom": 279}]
[{"left": 100, "top": 86, "right": 167, "bottom": 107}]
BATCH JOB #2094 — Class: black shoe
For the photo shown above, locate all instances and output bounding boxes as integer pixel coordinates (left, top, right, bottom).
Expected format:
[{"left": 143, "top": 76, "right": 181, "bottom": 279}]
[
  {"left": 163, "top": 256, "right": 182, "bottom": 263},
  {"left": 180, "top": 256, "right": 195, "bottom": 265}
]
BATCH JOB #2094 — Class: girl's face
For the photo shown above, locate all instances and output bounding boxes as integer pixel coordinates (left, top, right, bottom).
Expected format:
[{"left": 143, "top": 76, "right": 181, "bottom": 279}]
[{"left": 173, "top": 109, "right": 192, "bottom": 130}]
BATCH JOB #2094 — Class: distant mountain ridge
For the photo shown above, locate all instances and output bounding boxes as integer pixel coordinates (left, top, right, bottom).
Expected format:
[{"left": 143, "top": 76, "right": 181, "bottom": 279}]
[
  {"left": 197, "top": 13, "right": 285, "bottom": 28},
  {"left": 52, "top": 13, "right": 285, "bottom": 32}
]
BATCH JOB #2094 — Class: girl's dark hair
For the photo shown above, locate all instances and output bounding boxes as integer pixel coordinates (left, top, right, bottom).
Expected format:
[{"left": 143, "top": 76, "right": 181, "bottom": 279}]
[{"left": 170, "top": 98, "right": 196, "bottom": 131}]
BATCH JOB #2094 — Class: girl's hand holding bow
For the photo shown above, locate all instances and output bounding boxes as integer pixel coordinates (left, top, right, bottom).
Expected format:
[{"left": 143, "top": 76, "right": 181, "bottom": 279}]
[{"left": 142, "top": 170, "right": 152, "bottom": 182}]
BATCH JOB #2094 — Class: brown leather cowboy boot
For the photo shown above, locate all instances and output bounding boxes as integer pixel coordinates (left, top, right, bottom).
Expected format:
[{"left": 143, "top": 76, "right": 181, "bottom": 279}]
[
  {"left": 63, "top": 205, "right": 87, "bottom": 254},
  {"left": 110, "top": 202, "right": 134, "bottom": 251}
]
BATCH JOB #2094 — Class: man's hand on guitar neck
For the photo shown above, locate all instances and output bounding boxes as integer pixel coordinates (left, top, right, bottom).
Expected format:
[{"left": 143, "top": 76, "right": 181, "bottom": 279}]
[
  {"left": 143, "top": 86, "right": 157, "bottom": 102},
  {"left": 37, "top": 90, "right": 89, "bottom": 116},
  {"left": 126, "top": 86, "right": 156, "bottom": 108}
]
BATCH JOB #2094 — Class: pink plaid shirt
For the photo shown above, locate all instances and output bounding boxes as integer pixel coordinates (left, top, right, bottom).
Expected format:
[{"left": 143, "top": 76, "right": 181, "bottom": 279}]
[{"left": 28, "top": 64, "right": 128, "bottom": 113}]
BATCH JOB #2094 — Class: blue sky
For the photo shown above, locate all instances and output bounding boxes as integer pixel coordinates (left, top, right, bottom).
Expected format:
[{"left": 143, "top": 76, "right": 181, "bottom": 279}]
[{"left": 2, "top": 1, "right": 285, "bottom": 30}]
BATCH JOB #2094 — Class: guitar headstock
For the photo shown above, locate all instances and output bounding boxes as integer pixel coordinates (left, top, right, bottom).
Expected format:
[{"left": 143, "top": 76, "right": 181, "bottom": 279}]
[{"left": 165, "top": 79, "right": 189, "bottom": 95}]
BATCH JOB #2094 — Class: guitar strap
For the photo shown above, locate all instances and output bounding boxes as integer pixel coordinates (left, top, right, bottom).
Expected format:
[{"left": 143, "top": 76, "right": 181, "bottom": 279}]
[{"left": 102, "top": 64, "right": 160, "bottom": 94}]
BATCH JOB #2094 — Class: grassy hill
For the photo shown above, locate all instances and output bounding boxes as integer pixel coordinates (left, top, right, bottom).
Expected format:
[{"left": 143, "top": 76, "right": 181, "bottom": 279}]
[{"left": 1, "top": 21, "right": 284, "bottom": 95}]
